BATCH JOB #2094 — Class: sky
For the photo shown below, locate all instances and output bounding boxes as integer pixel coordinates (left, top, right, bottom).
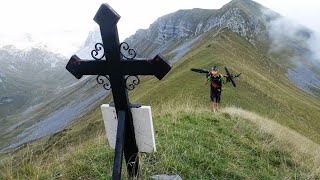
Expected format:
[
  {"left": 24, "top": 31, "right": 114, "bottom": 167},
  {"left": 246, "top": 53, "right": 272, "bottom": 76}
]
[{"left": 0, "top": 0, "right": 319, "bottom": 56}]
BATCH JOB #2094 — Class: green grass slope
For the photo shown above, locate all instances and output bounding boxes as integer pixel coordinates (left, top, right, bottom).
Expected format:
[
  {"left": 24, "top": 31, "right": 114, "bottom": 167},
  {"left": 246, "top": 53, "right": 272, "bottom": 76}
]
[
  {"left": 2, "top": 104, "right": 320, "bottom": 179},
  {"left": 130, "top": 28, "right": 320, "bottom": 144}
]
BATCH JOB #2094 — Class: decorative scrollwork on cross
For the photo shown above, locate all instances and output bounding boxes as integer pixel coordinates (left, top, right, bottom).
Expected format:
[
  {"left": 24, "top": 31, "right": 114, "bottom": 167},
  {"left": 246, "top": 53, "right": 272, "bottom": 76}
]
[
  {"left": 91, "top": 43, "right": 105, "bottom": 60},
  {"left": 120, "top": 42, "right": 136, "bottom": 60},
  {"left": 125, "top": 75, "right": 140, "bottom": 90},
  {"left": 96, "top": 75, "right": 111, "bottom": 90}
]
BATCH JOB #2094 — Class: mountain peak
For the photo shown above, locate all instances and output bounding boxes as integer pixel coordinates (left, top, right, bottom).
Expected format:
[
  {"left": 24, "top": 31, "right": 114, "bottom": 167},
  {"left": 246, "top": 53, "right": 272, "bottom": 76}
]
[
  {"left": 229, "top": 0, "right": 261, "bottom": 7},
  {"left": 222, "top": 0, "right": 264, "bottom": 17}
]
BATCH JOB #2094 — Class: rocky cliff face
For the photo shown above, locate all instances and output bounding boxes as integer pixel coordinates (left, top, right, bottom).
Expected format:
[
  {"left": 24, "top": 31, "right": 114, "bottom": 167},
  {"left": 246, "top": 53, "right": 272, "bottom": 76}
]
[{"left": 125, "top": 0, "right": 270, "bottom": 57}]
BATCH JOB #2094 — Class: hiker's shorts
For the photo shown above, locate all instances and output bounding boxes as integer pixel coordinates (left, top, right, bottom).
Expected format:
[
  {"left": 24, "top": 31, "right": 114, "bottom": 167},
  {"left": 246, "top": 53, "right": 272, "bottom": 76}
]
[{"left": 210, "top": 88, "right": 221, "bottom": 103}]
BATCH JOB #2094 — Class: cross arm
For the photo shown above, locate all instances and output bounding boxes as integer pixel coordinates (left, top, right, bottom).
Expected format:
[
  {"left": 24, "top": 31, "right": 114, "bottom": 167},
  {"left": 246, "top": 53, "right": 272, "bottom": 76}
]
[
  {"left": 66, "top": 55, "right": 114, "bottom": 79},
  {"left": 121, "top": 54, "right": 172, "bottom": 80}
]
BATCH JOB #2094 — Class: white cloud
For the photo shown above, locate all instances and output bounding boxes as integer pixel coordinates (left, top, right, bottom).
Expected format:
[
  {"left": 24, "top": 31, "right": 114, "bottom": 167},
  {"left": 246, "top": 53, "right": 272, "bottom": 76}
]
[
  {"left": 264, "top": 11, "right": 320, "bottom": 64},
  {"left": 256, "top": 0, "right": 320, "bottom": 33}
]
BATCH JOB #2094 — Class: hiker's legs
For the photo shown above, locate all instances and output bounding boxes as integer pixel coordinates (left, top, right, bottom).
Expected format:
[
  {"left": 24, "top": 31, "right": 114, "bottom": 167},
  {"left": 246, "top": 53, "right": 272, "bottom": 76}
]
[
  {"left": 214, "top": 102, "right": 219, "bottom": 112},
  {"left": 210, "top": 88, "right": 221, "bottom": 112},
  {"left": 210, "top": 89, "right": 215, "bottom": 111},
  {"left": 210, "top": 101, "right": 214, "bottom": 111},
  {"left": 215, "top": 90, "right": 221, "bottom": 112}
]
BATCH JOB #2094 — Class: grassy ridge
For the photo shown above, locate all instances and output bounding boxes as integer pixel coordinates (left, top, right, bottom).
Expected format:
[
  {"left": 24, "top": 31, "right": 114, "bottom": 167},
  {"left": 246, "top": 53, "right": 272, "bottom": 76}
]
[{"left": 1, "top": 102, "right": 319, "bottom": 179}]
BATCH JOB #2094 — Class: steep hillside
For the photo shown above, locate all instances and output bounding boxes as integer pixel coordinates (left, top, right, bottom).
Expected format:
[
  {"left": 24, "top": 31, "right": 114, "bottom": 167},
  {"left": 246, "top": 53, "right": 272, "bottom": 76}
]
[
  {"left": 129, "top": 27, "right": 320, "bottom": 143},
  {"left": 0, "top": 43, "right": 108, "bottom": 151},
  {"left": 0, "top": 46, "right": 72, "bottom": 117},
  {"left": 0, "top": 77, "right": 107, "bottom": 151}
]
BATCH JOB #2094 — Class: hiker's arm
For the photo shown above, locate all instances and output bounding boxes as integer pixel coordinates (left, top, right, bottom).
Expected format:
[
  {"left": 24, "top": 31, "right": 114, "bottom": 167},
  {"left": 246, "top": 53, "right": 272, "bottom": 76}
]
[
  {"left": 221, "top": 74, "right": 226, "bottom": 84},
  {"left": 221, "top": 74, "right": 229, "bottom": 84},
  {"left": 205, "top": 74, "right": 211, "bottom": 85}
]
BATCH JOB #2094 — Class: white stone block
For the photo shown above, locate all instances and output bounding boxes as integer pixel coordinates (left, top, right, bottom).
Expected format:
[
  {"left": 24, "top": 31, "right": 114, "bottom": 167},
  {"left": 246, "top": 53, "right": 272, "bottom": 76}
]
[{"left": 100, "top": 104, "right": 156, "bottom": 153}]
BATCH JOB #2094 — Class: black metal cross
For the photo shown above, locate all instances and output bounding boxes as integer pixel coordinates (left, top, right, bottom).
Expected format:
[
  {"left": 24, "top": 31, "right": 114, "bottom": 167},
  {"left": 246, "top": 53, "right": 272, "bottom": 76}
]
[{"left": 65, "top": 4, "right": 171, "bottom": 180}]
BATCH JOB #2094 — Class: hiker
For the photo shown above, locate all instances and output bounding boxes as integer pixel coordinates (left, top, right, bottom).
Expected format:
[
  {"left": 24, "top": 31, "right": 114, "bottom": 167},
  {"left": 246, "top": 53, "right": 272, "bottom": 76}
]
[{"left": 205, "top": 66, "right": 226, "bottom": 112}]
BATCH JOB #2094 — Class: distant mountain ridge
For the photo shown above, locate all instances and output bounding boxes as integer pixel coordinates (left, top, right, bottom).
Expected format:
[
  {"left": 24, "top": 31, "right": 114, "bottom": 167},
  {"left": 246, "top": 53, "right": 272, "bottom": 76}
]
[
  {"left": 0, "top": 41, "right": 106, "bottom": 151},
  {"left": 0, "top": 45, "right": 73, "bottom": 117}
]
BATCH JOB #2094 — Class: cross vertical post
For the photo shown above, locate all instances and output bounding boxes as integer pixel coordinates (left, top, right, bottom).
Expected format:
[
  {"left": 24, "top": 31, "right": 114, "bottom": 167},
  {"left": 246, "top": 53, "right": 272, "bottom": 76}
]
[
  {"left": 66, "top": 3, "right": 171, "bottom": 180},
  {"left": 94, "top": 4, "right": 140, "bottom": 177},
  {"left": 113, "top": 110, "right": 126, "bottom": 177}
]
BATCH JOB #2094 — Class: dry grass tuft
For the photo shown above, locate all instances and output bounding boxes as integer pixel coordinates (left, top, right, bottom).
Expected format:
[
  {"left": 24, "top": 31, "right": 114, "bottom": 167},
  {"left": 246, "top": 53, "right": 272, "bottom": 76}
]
[
  {"left": 223, "top": 106, "right": 320, "bottom": 176},
  {"left": 153, "top": 94, "right": 208, "bottom": 117}
]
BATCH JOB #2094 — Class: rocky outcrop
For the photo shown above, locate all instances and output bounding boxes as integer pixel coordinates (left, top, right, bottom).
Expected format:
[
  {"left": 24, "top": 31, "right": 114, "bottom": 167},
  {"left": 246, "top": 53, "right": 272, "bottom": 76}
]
[
  {"left": 126, "top": 0, "right": 269, "bottom": 55},
  {"left": 204, "top": 7, "right": 263, "bottom": 37}
]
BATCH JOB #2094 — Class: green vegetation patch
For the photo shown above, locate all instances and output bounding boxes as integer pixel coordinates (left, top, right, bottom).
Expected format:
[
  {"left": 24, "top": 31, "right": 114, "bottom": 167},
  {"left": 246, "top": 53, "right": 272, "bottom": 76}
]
[{"left": 2, "top": 111, "right": 316, "bottom": 179}]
